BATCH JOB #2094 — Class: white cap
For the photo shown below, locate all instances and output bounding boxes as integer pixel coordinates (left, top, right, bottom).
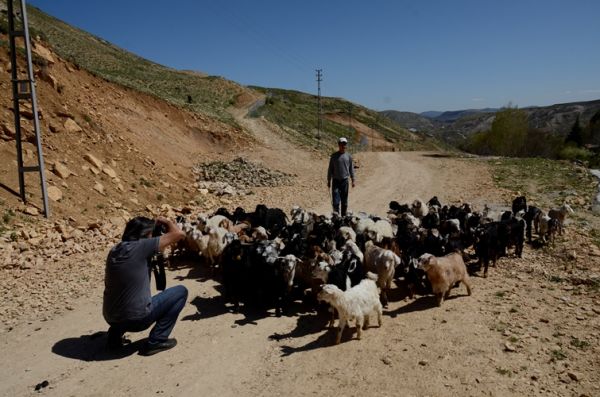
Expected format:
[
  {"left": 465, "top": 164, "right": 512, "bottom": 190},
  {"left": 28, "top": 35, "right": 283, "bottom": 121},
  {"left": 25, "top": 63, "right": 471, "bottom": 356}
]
[{"left": 338, "top": 137, "right": 348, "bottom": 144}]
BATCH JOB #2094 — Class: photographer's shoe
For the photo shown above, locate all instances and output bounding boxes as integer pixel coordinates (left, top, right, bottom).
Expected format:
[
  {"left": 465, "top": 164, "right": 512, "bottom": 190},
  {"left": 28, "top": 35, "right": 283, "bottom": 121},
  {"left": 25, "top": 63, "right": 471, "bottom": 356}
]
[
  {"left": 139, "top": 338, "right": 177, "bottom": 356},
  {"left": 107, "top": 335, "right": 132, "bottom": 350}
]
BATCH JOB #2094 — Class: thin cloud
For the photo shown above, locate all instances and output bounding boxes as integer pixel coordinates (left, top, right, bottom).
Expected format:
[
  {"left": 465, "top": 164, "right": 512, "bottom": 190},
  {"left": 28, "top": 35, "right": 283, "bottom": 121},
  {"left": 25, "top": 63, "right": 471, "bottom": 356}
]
[{"left": 471, "top": 97, "right": 485, "bottom": 102}]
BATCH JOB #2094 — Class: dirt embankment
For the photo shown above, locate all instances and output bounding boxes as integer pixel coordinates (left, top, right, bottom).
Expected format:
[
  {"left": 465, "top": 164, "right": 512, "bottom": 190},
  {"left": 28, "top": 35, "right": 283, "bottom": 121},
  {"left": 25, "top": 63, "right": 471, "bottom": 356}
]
[{"left": 0, "top": 41, "right": 249, "bottom": 223}]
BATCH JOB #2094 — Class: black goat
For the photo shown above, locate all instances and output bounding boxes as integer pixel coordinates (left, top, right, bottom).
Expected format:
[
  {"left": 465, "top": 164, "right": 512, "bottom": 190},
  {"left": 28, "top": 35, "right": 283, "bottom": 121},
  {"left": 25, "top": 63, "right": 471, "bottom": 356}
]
[{"left": 512, "top": 196, "right": 527, "bottom": 215}]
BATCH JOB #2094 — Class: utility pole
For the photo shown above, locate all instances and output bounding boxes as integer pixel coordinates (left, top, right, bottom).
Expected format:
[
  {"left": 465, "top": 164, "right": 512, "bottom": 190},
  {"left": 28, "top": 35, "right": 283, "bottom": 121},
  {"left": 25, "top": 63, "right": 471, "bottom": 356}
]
[
  {"left": 7, "top": 0, "right": 50, "bottom": 217},
  {"left": 315, "top": 68, "right": 322, "bottom": 139}
]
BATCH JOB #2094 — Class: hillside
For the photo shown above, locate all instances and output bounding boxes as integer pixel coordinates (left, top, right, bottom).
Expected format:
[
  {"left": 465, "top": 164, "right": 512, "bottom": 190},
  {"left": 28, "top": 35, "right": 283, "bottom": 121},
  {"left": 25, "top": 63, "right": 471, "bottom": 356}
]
[
  {"left": 3, "top": 3, "right": 245, "bottom": 126},
  {"left": 249, "top": 87, "right": 444, "bottom": 152},
  {"left": 433, "top": 107, "right": 500, "bottom": 123},
  {"left": 379, "top": 110, "right": 439, "bottom": 134}
]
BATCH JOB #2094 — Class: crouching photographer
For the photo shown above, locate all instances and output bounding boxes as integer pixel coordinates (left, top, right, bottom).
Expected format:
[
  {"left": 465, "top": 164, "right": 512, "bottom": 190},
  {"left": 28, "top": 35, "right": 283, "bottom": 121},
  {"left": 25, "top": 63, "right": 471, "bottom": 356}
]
[{"left": 103, "top": 216, "right": 187, "bottom": 356}]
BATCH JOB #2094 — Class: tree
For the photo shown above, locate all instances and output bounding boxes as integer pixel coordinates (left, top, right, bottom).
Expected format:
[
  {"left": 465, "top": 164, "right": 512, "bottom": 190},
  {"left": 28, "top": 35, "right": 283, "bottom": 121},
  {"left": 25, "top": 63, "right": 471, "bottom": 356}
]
[
  {"left": 487, "top": 106, "right": 528, "bottom": 156},
  {"left": 565, "top": 114, "right": 583, "bottom": 147}
]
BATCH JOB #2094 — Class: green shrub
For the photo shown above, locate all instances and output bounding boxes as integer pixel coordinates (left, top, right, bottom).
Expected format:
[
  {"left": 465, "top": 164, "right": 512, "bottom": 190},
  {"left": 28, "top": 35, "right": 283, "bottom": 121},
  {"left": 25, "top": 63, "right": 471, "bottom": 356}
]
[{"left": 557, "top": 146, "right": 593, "bottom": 161}]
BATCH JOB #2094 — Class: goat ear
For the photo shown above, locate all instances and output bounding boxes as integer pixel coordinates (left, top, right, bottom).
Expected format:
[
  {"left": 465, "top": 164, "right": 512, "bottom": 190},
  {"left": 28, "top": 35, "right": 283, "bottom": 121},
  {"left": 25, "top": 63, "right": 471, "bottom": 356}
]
[{"left": 348, "top": 259, "right": 358, "bottom": 273}]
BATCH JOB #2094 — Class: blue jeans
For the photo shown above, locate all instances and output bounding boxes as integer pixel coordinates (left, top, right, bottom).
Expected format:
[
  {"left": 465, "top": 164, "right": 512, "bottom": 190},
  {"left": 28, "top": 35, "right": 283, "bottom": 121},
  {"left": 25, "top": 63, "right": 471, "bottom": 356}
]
[
  {"left": 331, "top": 178, "right": 349, "bottom": 216},
  {"left": 109, "top": 285, "right": 188, "bottom": 344}
]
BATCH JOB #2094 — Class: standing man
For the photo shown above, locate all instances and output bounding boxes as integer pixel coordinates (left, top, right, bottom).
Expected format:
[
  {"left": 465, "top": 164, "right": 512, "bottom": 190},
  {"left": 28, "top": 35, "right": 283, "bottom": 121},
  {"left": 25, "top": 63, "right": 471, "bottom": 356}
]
[
  {"left": 103, "top": 216, "right": 187, "bottom": 356},
  {"left": 327, "top": 137, "right": 356, "bottom": 216}
]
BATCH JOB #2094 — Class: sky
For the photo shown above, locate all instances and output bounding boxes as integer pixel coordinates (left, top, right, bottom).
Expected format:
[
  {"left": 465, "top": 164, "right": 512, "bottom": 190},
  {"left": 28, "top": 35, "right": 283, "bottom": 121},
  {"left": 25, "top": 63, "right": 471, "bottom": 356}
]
[{"left": 27, "top": 0, "right": 600, "bottom": 113}]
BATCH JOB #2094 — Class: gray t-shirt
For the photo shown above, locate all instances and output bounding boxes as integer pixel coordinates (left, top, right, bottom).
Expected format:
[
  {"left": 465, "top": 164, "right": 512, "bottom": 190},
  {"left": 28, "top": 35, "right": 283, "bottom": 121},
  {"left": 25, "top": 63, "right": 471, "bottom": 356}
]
[
  {"left": 103, "top": 237, "right": 159, "bottom": 323},
  {"left": 327, "top": 151, "right": 355, "bottom": 183}
]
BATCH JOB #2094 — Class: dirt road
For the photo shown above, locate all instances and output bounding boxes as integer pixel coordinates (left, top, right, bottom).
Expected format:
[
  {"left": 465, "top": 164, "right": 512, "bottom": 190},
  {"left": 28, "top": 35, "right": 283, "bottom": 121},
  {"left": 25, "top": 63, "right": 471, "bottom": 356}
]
[
  {"left": 1, "top": 102, "right": 598, "bottom": 397},
  {"left": 1, "top": 146, "right": 598, "bottom": 397}
]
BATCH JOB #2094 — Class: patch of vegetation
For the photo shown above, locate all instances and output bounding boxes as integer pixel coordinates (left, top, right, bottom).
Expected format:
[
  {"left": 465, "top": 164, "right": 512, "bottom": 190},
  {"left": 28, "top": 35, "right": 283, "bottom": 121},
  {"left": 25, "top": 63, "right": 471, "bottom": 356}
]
[
  {"left": 549, "top": 275, "right": 563, "bottom": 283},
  {"left": 589, "top": 279, "right": 600, "bottom": 292},
  {"left": 156, "top": 193, "right": 164, "bottom": 201},
  {"left": 496, "top": 367, "right": 512, "bottom": 376},
  {"left": 462, "top": 107, "right": 598, "bottom": 161},
  {"left": 2, "top": 209, "right": 15, "bottom": 224},
  {"left": 492, "top": 321, "right": 509, "bottom": 333},
  {"left": 139, "top": 177, "right": 153, "bottom": 187},
  {"left": 509, "top": 336, "right": 519, "bottom": 343},
  {"left": 570, "top": 337, "right": 590, "bottom": 350},
  {"left": 509, "top": 307, "right": 518, "bottom": 313},
  {"left": 10, "top": 231, "right": 18, "bottom": 241},
  {"left": 489, "top": 157, "right": 596, "bottom": 207},
  {"left": 550, "top": 349, "right": 568, "bottom": 362},
  {"left": 495, "top": 290, "right": 507, "bottom": 299},
  {"left": 590, "top": 229, "right": 600, "bottom": 249},
  {"left": 558, "top": 146, "right": 594, "bottom": 162}
]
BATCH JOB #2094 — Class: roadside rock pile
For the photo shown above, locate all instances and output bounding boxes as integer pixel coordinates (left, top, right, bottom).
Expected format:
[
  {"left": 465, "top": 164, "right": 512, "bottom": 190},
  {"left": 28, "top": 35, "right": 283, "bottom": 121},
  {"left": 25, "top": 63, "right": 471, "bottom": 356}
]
[
  {"left": 0, "top": 215, "right": 132, "bottom": 327},
  {"left": 193, "top": 157, "right": 293, "bottom": 196}
]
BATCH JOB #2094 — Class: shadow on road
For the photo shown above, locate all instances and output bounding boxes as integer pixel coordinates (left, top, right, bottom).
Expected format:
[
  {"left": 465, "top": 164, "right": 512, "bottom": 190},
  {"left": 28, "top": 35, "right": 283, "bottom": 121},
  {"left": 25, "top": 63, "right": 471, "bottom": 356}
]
[
  {"left": 183, "top": 292, "right": 315, "bottom": 326},
  {"left": 52, "top": 332, "right": 146, "bottom": 361},
  {"left": 275, "top": 313, "right": 383, "bottom": 356},
  {"left": 272, "top": 307, "right": 388, "bottom": 356},
  {"left": 387, "top": 293, "right": 470, "bottom": 317}
]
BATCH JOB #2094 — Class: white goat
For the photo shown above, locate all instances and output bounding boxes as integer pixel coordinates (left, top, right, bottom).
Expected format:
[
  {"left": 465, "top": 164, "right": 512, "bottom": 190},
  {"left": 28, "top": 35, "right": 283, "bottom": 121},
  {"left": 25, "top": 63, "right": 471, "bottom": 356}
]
[
  {"left": 353, "top": 217, "right": 375, "bottom": 235},
  {"left": 365, "top": 219, "right": 394, "bottom": 243},
  {"left": 337, "top": 226, "right": 356, "bottom": 242},
  {"left": 364, "top": 241, "right": 402, "bottom": 306},
  {"left": 205, "top": 226, "right": 229, "bottom": 268},
  {"left": 290, "top": 205, "right": 310, "bottom": 224},
  {"left": 411, "top": 199, "right": 428, "bottom": 218},
  {"left": 343, "top": 239, "right": 364, "bottom": 262},
  {"left": 277, "top": 255, "right": 302, "bottom": 294},
  {"left": 548, "top": 203, "right": 574, "bottom": 235},
  {"left": 317, "top": 272, "right": 382, "bottom": 344},
  {"left": 252, "top": 226, "right": 269, "bottom": 241}
]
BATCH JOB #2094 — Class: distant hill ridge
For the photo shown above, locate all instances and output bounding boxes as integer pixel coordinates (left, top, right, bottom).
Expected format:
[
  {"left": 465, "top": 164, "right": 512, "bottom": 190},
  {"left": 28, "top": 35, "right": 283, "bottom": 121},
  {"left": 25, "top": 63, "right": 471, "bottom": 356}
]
[{"left": 382, "top": 99, "right": 600, "bottom": 144}]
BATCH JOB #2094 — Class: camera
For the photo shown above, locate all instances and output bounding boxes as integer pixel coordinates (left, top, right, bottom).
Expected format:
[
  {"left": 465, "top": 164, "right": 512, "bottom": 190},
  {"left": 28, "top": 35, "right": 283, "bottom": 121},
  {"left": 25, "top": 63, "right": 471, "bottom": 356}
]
[
  {"left": 150, "top": 220, "right": 168, "bottom": 290},
  {"left": 152, "top": 222, "right": 167, "bottom": 237},
  {"left": 150, "top": 253, "right": 167, "bottom": 291}
]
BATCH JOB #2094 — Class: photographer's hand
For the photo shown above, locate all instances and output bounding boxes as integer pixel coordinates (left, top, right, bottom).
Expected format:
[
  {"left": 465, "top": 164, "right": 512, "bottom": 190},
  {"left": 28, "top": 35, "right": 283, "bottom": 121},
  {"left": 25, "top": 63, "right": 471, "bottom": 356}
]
[
  {"left": 156, "top": 216, "right": 175, "bottom": 231},
  {"left": 157, "top": 217, "right": 185, "bottom": 251}
]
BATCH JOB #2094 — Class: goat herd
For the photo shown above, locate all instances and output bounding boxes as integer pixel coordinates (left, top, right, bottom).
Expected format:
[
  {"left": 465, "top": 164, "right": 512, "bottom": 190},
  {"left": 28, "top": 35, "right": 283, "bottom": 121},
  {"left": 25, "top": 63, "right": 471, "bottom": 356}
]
[{"left": 173, "top": 197, "right": 574, "bottom": 344}]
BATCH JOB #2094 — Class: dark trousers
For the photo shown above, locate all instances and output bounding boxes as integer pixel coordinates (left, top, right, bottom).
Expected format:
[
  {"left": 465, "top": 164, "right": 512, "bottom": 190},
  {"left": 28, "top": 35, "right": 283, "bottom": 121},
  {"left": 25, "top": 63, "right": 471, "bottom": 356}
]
[
  {"left": 331, "top": 178, "right": 349, "bottom": 216},
  {"left": 108, "top": 285, "right": 188, "bottom": 344}
]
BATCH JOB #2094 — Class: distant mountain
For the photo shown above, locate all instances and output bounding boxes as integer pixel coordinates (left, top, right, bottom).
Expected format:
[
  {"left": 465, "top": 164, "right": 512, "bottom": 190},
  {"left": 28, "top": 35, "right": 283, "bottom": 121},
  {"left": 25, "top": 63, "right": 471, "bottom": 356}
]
[
  {"left": 420, "top": 111, "right": 443, "bottom": 119},
  {"left": 380, "top": 100, "right": 600, "bottom": 146},
  {"left": 380, "top": 110, "right": 438, "bottom": 134},
  {"left": 434, "top": 108, "right": 500, "bottom": 123}
]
